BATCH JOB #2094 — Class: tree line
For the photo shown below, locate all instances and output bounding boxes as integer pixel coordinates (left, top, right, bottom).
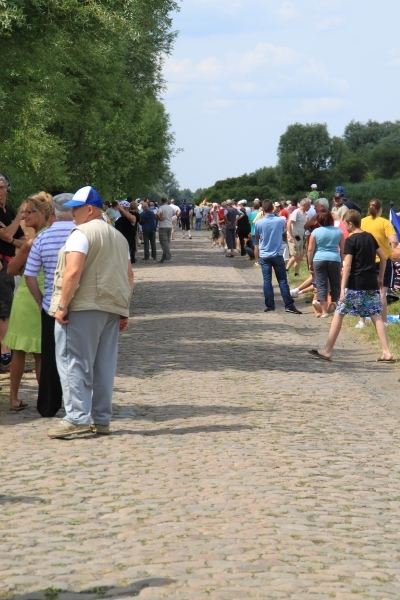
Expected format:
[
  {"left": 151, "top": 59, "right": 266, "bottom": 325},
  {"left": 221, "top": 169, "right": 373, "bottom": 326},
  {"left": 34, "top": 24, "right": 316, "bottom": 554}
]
[
  {"left": 200, "top": 120, "right": 400, "bottom": 212},
  {"left": 0, "top": 0, "right": 179, "bottom": 206}
]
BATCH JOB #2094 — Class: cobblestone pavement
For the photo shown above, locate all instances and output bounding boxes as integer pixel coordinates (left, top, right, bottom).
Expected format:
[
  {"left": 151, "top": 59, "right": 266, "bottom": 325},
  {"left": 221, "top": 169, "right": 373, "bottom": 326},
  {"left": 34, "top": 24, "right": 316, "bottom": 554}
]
[{"left": 1, "top": 231, "right": 400, "bottom": 600}]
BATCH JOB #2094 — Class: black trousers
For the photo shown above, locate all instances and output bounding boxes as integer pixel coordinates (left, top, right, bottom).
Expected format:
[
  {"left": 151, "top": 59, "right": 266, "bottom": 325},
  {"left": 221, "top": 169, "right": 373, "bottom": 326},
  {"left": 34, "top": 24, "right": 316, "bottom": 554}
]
[{"left": 37, "top": 309, "right": 63, "bottom": 417}]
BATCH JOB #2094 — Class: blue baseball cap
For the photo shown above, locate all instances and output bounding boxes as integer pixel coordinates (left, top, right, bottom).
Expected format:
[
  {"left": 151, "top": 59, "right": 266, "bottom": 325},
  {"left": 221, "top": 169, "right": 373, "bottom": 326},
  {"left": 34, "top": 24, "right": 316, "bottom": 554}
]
[
  {"left": 335, "top": 186, "right": 345, "bottom": 196},
  {"left": 64, "top": 186, "right": 103, "bottom": 208}
]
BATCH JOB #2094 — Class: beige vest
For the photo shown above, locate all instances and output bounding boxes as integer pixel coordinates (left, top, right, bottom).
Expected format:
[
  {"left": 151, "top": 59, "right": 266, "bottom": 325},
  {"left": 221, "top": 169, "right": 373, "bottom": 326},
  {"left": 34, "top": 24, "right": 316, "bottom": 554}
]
[{"left": 49, "top": 219, "right": 131, "bottom": 317}]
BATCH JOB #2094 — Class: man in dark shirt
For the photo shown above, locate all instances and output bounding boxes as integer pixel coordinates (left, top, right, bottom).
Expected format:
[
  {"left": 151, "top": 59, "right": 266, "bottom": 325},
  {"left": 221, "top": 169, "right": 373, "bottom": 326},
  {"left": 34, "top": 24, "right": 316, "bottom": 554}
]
[
  {"left": 308, "top": 209, "right": 393, "bottom": 362},
  {"left": 139, "top": 200, "right": 157, "bottom": 260},
  {"left": 335, "top": 186, "right": 362, "bottom": 213},
  {"left": 0, "top": 174, "right": 26, "bottom": 368}
]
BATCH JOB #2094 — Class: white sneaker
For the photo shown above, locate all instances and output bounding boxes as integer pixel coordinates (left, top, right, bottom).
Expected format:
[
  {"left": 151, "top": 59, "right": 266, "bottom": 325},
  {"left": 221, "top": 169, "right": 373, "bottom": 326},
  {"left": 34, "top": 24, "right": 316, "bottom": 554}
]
[
  {"left": 312, "top": 299, "right": 321, "bottom": 307},
  {"left": 320, "top": 312, "right": 330, "bottom": 318},
  {"left": 254, "top": 261, "right": 259, "bottom": 267},
  {"left": 355, "top": 321, "right": 365, "bottom": 329},
  {"left": 290, "top": 288, "right": 299, "bottom": 298}
]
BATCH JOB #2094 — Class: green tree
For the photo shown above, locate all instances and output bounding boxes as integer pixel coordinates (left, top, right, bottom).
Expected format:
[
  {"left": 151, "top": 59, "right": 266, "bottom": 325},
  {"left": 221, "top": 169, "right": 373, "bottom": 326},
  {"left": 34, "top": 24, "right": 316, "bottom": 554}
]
[
  {"left": 337, "top": 156, "right": 369, "bottom": 183},
  {"left": 0, "top": 0, "right": 179, "bottom": 204},
  {"left": 277, "top": 123, "right": 342, "bottom": 191}
]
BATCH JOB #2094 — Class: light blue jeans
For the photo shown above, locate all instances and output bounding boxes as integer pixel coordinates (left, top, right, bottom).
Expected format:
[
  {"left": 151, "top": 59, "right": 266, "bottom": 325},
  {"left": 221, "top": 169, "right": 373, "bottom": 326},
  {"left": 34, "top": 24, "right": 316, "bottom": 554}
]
[{"left": 55, "top": 310, "right": 120, "bottom": 425}]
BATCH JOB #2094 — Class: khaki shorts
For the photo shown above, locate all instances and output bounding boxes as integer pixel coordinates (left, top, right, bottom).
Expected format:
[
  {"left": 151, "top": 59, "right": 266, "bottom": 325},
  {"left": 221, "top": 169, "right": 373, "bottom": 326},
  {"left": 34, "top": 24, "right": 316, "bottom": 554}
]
[{"left": 288, "top": 237, "right": 304, "bottom": 257}]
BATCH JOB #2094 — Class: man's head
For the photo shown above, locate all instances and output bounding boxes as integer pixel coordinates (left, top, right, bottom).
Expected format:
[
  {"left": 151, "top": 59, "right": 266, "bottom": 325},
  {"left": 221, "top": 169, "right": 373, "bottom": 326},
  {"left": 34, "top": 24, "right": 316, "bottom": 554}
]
[
  {"left": 311, "top": 184, "right": 318, "bottom": 190},
  {"left": 262, "top": 200, "right": 273, "bottom": 214},
  {"left": 221, "top": 201, "right": 227, "bottom": 208},
  {"left": 299, "top": 198, "right": 311, "bottom": 212},
  {"left": 335, "top": 186, "right": 345, "bottom": 197},
  {"left": 111, "top": 201, "right": 119, "bottom": 208},
  {"left": 161, "top": 196, "right": 168, "bottom": 204},
  {"left": 291, "top": 196, "right": 299, "bottom": 207},
  {"left": 226, "top": 199, "right": 233, "bottom": 206},
  {"left": 53, "top": 193, "right": 74, "bottom": 221},
  {"left": 64, "top": 186, "right": 104, "bottom": 225},
  {"left": 273, "top": 201, "right": 280, "bottom": 213},
  {"left": 103, "top": 201, "right": 111, "bottom": 209},
  {"left": 170, "top": 198, "right": 175, "bottom": 204},
  {"left": 315, "top": 198, "right": 329, "bottom": 214},
  {"left": 253, "top": 200, "right": 260, "bottom": 210},
  {"left": 141, "top": 201, "right": 148, "bottom": 210},
  {"left": 333, "top": 192, "right": 343, "bottom": 207},
  {"left": 182, "top": 199, "right": 187, "bottom": 204}
]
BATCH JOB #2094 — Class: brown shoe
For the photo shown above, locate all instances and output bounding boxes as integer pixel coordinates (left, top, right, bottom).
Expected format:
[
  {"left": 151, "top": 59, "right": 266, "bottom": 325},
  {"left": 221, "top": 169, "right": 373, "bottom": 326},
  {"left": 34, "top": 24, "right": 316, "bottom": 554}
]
[{"left": 90, "top": 424, "right": 110, "bottom": 435}]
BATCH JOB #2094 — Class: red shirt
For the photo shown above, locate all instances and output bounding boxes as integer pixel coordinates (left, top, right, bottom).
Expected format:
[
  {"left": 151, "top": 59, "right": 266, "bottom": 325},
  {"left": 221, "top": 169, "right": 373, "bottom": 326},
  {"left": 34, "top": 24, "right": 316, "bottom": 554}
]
[
  {"left": 218, "top": 208, "right": 225, "bottom": 225},
  {"left": 280, "top": 209, "right": 289, "bottom": 220}
]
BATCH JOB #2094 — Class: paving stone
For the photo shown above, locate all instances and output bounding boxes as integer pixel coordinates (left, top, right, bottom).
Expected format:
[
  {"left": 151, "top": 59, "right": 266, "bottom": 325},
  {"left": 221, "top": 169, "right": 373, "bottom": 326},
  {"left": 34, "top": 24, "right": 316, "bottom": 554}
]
[{"left": 1, "top": 233, "right": 400, "bottom": 599}]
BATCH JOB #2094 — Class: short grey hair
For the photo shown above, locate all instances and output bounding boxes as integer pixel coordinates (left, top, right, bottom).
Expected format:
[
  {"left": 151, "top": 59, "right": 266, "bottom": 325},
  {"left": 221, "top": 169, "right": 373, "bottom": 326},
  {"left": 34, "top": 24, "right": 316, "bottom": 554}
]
[
  {"left": 316, "top": 197, "right": 329, "bottom": 209},
  {"left": 53, "top": 193, "right": 74, "bottom": 221},
  {"left": 300, "top": 198, "right": 311, "bottom": 206}
]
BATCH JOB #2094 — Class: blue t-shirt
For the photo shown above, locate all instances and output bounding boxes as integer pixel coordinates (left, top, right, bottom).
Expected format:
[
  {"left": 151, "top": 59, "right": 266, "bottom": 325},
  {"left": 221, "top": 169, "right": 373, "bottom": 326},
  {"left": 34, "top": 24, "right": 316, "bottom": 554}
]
[
  {"left": 312, "top": 226, "right": 342, "bottom": 262},
  {"left": 254, "top": 215, "right": 285, "bottom": 258},
  {"left": 180, "top": 203, "right": 191, "bottom": 218},
  {"left": 249, "top": 210, "right": 259, "bottom": 236}
]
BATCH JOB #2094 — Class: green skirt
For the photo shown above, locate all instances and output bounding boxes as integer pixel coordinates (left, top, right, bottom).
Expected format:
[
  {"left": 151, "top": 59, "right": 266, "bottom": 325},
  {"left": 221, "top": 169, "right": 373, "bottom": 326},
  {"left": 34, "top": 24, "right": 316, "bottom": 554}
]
[{"left": 4, "top": 272, "right": 44, "bottom": 353}]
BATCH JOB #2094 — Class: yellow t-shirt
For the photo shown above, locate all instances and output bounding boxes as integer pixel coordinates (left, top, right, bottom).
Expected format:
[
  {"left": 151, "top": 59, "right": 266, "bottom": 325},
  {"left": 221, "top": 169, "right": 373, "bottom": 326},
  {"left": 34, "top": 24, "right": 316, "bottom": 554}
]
[{"left": 361, "top": 215, "right": 396, "bottom": 260}]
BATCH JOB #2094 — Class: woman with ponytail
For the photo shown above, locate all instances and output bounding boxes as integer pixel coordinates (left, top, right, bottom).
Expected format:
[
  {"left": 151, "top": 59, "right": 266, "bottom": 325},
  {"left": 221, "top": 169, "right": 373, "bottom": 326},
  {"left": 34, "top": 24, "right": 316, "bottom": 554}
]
[{"left": 355, "top": 199, "right": 398, "bottom": 329}]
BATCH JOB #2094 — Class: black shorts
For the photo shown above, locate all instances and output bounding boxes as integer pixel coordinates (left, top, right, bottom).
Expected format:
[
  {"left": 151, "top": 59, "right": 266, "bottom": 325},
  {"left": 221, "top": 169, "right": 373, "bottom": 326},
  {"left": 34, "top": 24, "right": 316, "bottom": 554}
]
[
  {"left": 181, "top": 219, "right": 190, "bottom": 231},
  {"left": 0, "top": 265, "right": 15, "bottom": 319},
  {"left": 376, "top": 259, "right": 394, "bottom": 288}
]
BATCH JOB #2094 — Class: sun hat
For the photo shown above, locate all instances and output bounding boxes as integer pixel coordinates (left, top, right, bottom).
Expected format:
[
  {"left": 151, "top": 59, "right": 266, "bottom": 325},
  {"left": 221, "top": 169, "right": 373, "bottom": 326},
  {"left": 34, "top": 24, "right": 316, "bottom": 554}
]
[
  {"left": 311, "top": 184, "right": 318, "bottom": 189},
  {"left": 273, "top": 202, "right": 280, "bottom": 207},
  {"left": 119, "top": 200, "right": 130, "bottom": 208},
  {"left": 64, "top": 186, "right": 103, "bottom": 209}
]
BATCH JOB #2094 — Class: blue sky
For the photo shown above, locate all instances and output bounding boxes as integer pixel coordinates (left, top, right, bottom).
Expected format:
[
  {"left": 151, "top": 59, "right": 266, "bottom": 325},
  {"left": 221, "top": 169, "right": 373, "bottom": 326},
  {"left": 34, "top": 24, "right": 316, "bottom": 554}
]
[{"left": 162, "top": 0, "right": 400, "bottom": 191}]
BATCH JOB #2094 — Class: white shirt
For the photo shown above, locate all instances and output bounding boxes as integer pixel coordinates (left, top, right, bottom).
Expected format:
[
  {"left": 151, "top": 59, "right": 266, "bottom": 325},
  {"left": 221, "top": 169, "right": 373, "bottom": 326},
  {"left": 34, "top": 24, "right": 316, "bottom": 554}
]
[
  {"left": 157, "top": 204, "right": 175, "bottom": 228},
  {"left": 65, "top": 229, "right": 130, "bottom": 259},
  {"left": 289, "top": 208, "right": 307, "bottom": 238}
]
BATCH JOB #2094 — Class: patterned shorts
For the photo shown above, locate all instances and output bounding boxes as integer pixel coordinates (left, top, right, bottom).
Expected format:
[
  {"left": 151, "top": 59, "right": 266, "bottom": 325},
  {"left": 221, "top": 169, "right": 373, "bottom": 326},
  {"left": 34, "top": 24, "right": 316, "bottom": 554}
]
[{"left": 335, "top": 289, "right": 382, "bottom": 317}]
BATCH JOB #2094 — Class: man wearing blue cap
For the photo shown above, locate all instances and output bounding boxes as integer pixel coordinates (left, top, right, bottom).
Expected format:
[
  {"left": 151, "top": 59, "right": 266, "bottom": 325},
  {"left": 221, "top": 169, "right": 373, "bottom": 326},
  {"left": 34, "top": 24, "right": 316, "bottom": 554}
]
[
  {"left": 334, "top": 186, "right": 362, "bottom": 213},
  {"left": 47, "top": 186, "right": 134, "bottom": 439}
]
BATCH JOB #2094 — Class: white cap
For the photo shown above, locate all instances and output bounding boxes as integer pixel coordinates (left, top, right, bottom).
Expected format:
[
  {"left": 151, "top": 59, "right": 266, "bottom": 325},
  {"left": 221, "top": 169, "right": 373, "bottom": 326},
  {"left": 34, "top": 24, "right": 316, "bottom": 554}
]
[{"left": 311, "top": 184, "right": 317, "bottom": 189}]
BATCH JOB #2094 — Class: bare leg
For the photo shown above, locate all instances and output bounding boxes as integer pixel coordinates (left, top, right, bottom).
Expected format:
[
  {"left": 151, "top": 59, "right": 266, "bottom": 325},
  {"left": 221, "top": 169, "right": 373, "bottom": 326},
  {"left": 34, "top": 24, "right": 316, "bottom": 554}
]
[
  {"left": 316, "top": 313, "right": 345, "bottom": 358},
  {"left": 320, "top": 300, "right": 329, "bottom": 315},
  {"left": 381, "top": 286, "right": 388, "bottom": 323},
  {"left": 9, "top": 349, "right": 26, "bottom": 407},
  {"left": 371, "top": 315, "right": 393, "bottom": 359},
  {"left": 0, "top": 318, "right": 10, "bottom": 354},
  {"left": 254, "top": 245, "right": 259, "bottom": 262},
  {"left": 286, "top": 256, "right": 295, "bottom": 272},
  {"left": 294, "top": 256, "right": 303, "bottom": 275}
]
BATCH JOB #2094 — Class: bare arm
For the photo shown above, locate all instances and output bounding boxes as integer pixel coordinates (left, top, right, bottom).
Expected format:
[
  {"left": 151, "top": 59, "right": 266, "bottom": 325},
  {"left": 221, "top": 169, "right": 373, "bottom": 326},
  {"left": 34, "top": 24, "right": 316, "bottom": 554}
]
[
  {"left": 118, "top": 206, "right": 136, "bottom": 225},
  {"left": 339, "top": 233, "right": 345, "bottom": 263},
  {"left": 287, "top": 218, "right": 294, "bottom": 240},
  {"left": 54, "top": 252, "right": 86, "bottom": 324},
  {"left": 391, "top": 244, "right": 400, "bottom": 262},
  {"left": 7, "top": 238, "right": 34, "bottom": 276},
  {"left": 0, "top": 207, "right": 25, "bottom": 242},
  {"left": 388, "top": 233, "right": 398, "bottom": 249},
  {"left": 376, "top": 247, "right": 386, "bottom": 289},
  {"left": 304, "top": 215, "right": 317, "bottom": 231},
  {"left": 307, "top": 235, "right": 316, "bottom": 272},
  {"left": 340, "top": 254, "right": 353, "bottom": 301},
  {"left": 25, "top": 276, "right": 43, "bottom": 311}
]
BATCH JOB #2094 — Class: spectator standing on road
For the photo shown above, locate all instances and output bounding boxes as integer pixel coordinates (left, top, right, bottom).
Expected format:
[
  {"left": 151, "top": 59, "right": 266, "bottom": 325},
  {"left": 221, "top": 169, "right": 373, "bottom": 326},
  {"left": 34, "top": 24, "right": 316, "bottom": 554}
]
[
  {"left": 0, "top": 174, "right": 26, "bottom": 371},
  {"left": 169, "top": 199, "right": 179, "bottom": 240},
  {"left": 236, "top": 207, "right": 251, "bottom": 256},
  {"left": 287, "top": 196, "right": 299, "bottom": 216},
  {"left": 217, "top": 201, "right": 227, "bottom": 249},
  {"left": 25, "top": 193, "right": 75, "bottom": 417},
  {"left": 157, "top": 196, "right": 175, "bottom": 263},
  {"left": 210, "top": 203, "right": 220, "bottom": 247},
  {"left": 179, "top": 199, "right": 193, "bottom": 239},
  {"left": 4, "top": 192, "right": 53, "bottom": 411},
  {"left": 255, "top": 200, "right": 301, "bottom": 314},
  {"left": 194, "top": 204, "right": 203, "bottom": 231},
  {"left": 286, "top": 198, "right": 311, "bottom": 276},
  {"left": 331, "top": 193, "right": 349, "bottom": 220},
  {"left": 140, "top": 201, "right": 157, "bottom": 261},
  {"left": 224, "top": 200, "right": 241, "bottom": 258},
  {"left": 115, "top": 200, "right": 139, "bottom": 264},
  {"left": 47, "top": 186, "right": 134, "bottom": 439}
]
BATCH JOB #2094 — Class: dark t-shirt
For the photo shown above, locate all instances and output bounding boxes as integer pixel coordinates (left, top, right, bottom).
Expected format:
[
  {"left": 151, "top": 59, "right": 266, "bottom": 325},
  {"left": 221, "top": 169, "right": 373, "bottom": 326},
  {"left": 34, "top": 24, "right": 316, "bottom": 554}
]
[
  {"left": 115, "top": 212, "right": 139, "bottom": 241},
  {"left": 0, "top": 206, "right": 24, "bottom": 257},
  {"left": 343, "top": 197, "right": 362, "bottom": 214},
  {"left": 345, "top": 232, "right": 379, "bottom": 290},
  {"left": 180, "top": 203, "right": 191, "bottom": 220}
]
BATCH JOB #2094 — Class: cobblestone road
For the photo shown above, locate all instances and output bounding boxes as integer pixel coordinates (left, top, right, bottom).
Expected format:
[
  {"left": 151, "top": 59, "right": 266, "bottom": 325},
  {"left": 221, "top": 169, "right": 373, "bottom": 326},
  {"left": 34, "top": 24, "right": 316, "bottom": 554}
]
[{"left": 1, "top": 232, "right": 400, "bottom": 600}]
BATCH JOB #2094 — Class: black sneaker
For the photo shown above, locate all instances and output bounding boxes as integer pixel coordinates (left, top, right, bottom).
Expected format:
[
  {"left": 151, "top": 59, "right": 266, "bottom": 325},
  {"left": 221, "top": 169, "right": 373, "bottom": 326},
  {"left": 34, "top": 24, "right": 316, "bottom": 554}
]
[
  {"left": 285, "top": 306, "right": 302, "bottom": 315},
  {"left": 264, "top": 308, "right": 275, "bottom": 312},
  {"left": 1, "top": 352, "right": 12, "bottom": 367}
]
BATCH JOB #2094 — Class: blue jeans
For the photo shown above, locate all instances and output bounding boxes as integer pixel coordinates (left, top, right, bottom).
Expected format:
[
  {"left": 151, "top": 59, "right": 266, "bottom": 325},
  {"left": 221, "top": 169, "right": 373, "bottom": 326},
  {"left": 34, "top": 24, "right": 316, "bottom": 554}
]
[
  {"left": 260, "top": 255, "right": 294, "bottom": 310},
  {"left": 195, "top": 217, "right": 202, "bottom": 230}
]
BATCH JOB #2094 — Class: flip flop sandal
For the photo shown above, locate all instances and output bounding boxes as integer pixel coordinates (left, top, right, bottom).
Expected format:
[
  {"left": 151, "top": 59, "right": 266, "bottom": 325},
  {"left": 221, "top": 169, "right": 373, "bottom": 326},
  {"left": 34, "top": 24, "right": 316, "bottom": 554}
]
[
  {"left": 376, "top": 357, "right": 396, "bottom": 363},
  {"left": 308, "top": 349, "right": 331, "bottom": 361},
  {"left": 9, "top": 401, "right": 28, "bottom": 412}
]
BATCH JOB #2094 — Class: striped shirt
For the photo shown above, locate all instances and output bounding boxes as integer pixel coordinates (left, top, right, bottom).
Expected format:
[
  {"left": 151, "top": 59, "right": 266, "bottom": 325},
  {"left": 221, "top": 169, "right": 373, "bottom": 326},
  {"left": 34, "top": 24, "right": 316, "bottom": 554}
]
[{"left": 24, "top": 221, "right": 75, "bottom": 313}]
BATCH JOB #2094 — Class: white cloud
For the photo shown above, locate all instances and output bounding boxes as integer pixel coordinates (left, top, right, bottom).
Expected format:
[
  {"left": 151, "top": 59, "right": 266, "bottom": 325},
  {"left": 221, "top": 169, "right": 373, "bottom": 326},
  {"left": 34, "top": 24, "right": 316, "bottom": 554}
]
[
  {"left": 197, "top": 57, "right": 223, "bottom": 81},
  {"left": 278, "top": 1, "right": 297, "bottom": 20},
  {"left": 295, "top": 97, "right": 347, "bottom": 115},
  {"left": 316, "top": 15, "right": 344, "bottom": 30},
  {"left": 237, "top": 43, "right": 300, "bottom": 74},
  {"left": 231, "top": 82, "right": 258, "bottom": 94}
]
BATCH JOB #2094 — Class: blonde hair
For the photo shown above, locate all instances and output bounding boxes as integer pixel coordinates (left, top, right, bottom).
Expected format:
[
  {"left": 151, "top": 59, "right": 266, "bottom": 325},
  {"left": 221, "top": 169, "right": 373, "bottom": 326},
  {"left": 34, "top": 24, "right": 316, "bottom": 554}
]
[
  {"left": 368, "top": 198, "right": 382, "bottom": 220},
  {"left": 24, "top": 191, "right": 53, "bottom": 220},
  {"left": 130, "top": 200, "right": 138, "bottom": 211}
]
